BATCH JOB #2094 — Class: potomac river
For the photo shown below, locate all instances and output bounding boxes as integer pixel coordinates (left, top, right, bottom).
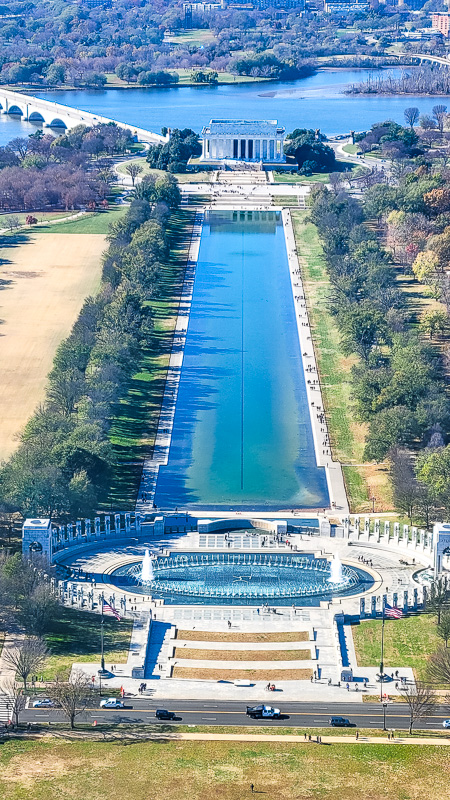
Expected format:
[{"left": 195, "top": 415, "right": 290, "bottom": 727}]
[{"left": 0, "top": 68, "right": 449, "bottom": 143}]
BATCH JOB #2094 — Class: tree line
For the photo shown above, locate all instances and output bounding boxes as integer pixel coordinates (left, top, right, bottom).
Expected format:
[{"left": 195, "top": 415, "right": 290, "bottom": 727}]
[
  {"left": 0, "top": 123, "right": 135, "bottom": 211},
  {"left": 309, "top": 175, "right": 450, "bottom": 525},
  {"left": 0, "top": 173, "right": 181, "bottom": 519}
]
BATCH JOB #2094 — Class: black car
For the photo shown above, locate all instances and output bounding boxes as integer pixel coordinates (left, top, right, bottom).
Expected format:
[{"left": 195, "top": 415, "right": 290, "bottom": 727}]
[
  {"left": 155, "top": 709, "right": 177, "bottom": 720},
  {"left": 329, "top": 716, "right": 352, "bottom": 727}
]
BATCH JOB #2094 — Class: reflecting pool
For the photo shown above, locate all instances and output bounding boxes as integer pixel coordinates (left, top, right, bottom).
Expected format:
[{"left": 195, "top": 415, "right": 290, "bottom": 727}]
[{"left": 153, "top": 210, "right": 329, "bottom": 511}]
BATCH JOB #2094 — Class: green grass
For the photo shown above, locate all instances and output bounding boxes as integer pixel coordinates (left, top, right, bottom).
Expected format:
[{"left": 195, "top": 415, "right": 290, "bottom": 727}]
[
  {"left": 352, "top": 614, "right": 441, "bottom": 682},
  {"left": 165, "top": 28, "right": 216, "bottom": 45},
  {"left": 0, "top": 737, "right": 448, "bottom": 800},
  {"left": 272, "top": 196, "right": 302, "bottom": 207},
  {"left": 273, "top": 162, "right": 360, "bottom": 184},
  {"left": 33, "top": 207, "right": 128, "bottom": 235},
  {"left": 0, "top": 211, "right": 80, "bottom": 229},
  {"left": 106, "top": 209, "right": 195, "bottom": 508},
  {"left": 291, "top": 211, "right": 372, "bottom": 512},
  {"left": 117, "top": 160, "right": 212, "bottom": 183},
  {"left": 42, "top": 606, "right": 133, "bottom": 680},
  {"left": 343, "top": 143, "right": 359, "bottom": 155}
]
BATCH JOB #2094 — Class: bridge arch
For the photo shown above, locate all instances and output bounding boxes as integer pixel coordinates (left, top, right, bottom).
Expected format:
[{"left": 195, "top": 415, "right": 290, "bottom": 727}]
[
  {"left": 29, "top": 111, "right": 45, "bottom": 123},
  {"left": 48, "top": 117, "right": 67, "bottom": 128},
  {"left": 8, "top": 105, "right": 24, "bottom": 116}
]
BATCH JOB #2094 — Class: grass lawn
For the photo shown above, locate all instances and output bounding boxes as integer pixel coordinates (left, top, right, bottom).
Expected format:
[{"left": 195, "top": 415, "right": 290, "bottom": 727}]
[
  {"left": 352, "top": 614, "right": 441, "bottom": 682},
  {"left": 165, "top": 29, "right": 217, "bottom": 45},
  {"left": 117, "top": 159, "right": 212, "bottom": 183},
  {"left": 173, "top": 667, "right": 313, "bottom": 680},
  {"left": 0, "top": 231, "right": 105, "bottom": 460},
  {"left": 177, "top": 631, "right": 309, "bottom": 642},
  {"left": 0, "top": 211, "right": 80, "bottom": 229},
  {"left": 173, "top": 67, "right": 270, "bottom": 84},
  {"left": 174, "top": 649, "right": 311, "bottom": 661},
  {"left": 1, "top": 736, "right": 446, "bottom": 800},
  {"left": 273, "top": 162, "right": 361, "bottom": 184},
  {"left": 106, "top": 209, "right": 195, "bottom": 508},
  {"left": 272, "top": 196, "right": 302, "bottom": 207},
  {"left": 291, "top": 211, "right": 394, "bottom": 512},
  {"left": 33, "top": 207, "right": 128, "bottom": 235},
  {"left": 343, "top": 143, "right": 359, "bottom": 155},
  {"left": 42, "top": 606, "right": 133, "bottom": 680}
]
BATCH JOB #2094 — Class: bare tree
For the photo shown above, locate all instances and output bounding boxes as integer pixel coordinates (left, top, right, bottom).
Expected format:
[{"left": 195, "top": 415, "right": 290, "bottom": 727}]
[
  {"left": 404, "top": 107, "right": 419, "bottom": 129},
  {"left": 400, "top": 682, "right": 437, "bottom": 734},
  {"left": 437, "top": 611, "right": 450, "bottom": 648},
  {"left": 50, "top": 670, "right": 91, "bottom": 729},
  {"left": 1, "top": 679, "right": 26, "bottom": 726},
  {"left": 19, "top": 583, "right": 59, "bottom": 636},
  {"left": 125, "top": 163, "right": 143, "bottom": 186},
  {"left": 428, "top": 576, "right": 450, "bottom": 624},
  {"left": 2, "top": 636, "right": 49, "bottom": 691},
  {"left": 433, "top": 104, "right": 448, "bottom": 135},
  {"left": 428, "top": 648, "right": 450, "bottom": 687}
]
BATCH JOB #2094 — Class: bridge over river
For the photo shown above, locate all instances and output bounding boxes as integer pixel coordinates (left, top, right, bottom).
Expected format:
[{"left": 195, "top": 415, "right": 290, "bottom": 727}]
[{"left": 0, "top": 87, "right": 166, "bottom": 144}]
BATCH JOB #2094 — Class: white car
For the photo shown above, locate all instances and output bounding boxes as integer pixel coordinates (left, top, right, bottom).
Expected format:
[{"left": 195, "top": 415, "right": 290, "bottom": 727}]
[
  {"left": 32, "top": 698, "right": 55, "bottom": 708},
  {"left": 442, "top": 719, "right": 450, "bottom": 729},
  {"left": 100, "top": 697, "right": 124, "bottom": 709}
]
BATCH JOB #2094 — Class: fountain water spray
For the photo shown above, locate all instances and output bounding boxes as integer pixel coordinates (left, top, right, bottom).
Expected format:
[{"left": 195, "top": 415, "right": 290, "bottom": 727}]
[
  {"left": 141, "top": 549, "right": 155, "bottom": 583},
  {"left": 329, "top": 554, "right": 343, "bottom": 584}
]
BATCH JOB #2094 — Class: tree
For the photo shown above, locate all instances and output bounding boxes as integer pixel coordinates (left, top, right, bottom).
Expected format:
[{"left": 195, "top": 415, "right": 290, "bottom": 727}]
[
  {"left": 419, "top": 309, "right": 448, "bottom": 340},
  {"left": 417, "top": 447, "right": 450, "bottom": 518},
  {"left": 390, "top": 447, "right": 421, "bottom": 522},
  {"left": 1, "top": 679, "right": 26, "bottom": 726},
  {"left": 404, "top": 107, "right": 419, "bottom": 129},
  {"left": 437, "top": 610, "right": 450, "bottom": 648},
  {"left": 50, "top": 670, "right": 91, "bottom": 729},
  {"left": 400, "top": 681, "right": 437, "bottom": 734},
  {"left": 427, "top": 577, "right": 450, "bottom": 624},
  {"left": 428, "top": 647, "right": 450, "bottom": 686},
  {"left": 433, "top": 105, "right": 447, "bottom": 134},
  {"left": 19, "top": 584, "right": 59, "bottom": 636},
  {"left": 125, "top": 163, "right": 143, "bottom": 187},
  {"left": 2, "top": 636, "right": 49, "bottom": 691}
]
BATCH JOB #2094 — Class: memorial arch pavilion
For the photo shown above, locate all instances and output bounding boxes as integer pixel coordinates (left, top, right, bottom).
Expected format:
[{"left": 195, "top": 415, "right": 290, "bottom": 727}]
[{"left": 200, "top": 119, "right": 287, "bottom": 167}]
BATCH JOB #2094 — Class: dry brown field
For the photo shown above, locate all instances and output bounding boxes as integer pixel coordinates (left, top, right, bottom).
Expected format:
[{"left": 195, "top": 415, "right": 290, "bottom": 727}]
[{"left": 0, "top": 232, "right": 105, "bottom": 459}]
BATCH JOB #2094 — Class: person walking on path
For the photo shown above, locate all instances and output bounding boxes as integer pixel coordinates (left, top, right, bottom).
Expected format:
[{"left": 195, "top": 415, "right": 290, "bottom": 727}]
[{"left": 250, "top": 784, "right": 254, "bottom": 793}]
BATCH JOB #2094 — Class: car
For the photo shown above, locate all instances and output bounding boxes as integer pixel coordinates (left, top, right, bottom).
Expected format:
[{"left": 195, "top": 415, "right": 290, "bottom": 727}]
[
  {"left": 443, "top": 719, "right": 450, "bottom": 729},
  {"left": 100, "top": 697, "right": 125, "bottom": 709},
  {"left": 155, "top": 709, "right": 177, "bottom": 721},
  {"left": 32, "top": 698, "right": 55, "bottom": 708},
  {"left": 246, "top": 705, "right": 281, "bottom": 719},
  {"left": 330, "top": 717, "right": 352, "bottom": 727}
]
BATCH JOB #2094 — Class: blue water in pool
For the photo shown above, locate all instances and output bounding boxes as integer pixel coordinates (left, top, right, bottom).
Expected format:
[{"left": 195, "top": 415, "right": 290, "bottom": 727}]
[{"left": 153, "top": 210, "right": 329, "bottom": 512}]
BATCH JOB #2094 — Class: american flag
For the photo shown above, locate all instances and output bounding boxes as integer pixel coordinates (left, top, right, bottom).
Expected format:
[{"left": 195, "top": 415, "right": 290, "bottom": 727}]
[
  {"left": 102, "top": 600, "right": 121, "bottom": 621},
  {"left": 384, "top": 603, "right": 403, "bottom": 619}
]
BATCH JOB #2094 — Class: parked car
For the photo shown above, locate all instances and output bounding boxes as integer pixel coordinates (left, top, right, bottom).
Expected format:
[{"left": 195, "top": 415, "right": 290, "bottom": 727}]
[
  {"left": 246, "top": 705, "right": 281, "bottom": 719},
  {"left": 442, "top": 719, "right": 450, "bottom": 729},
  {"left": 155, "top": 709, "right": 178, "bottom": 720},
  {"left": 330, "top": 717, "right": 352, "bottom": 727},
  {"left": 100, "top": 698, "right": 125, "bottom": 709},
  {"left": 32, "top": 698, "right": 55, "bottom": 708}
]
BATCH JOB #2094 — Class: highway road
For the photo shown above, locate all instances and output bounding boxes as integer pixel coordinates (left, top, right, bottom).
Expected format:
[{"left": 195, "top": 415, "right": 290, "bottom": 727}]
[{"left": 22, "top": 700, "right": 450, "bottom": 731}]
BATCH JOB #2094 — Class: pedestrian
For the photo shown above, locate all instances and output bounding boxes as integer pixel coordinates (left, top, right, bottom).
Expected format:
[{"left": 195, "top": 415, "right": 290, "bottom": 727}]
[
  {"left": 356, "top": 731, "right": 359, "bottom": 740},
  {"left": 250, "top": 784, "right": 254, "bottom": 793},
  {"left": 308, "top": 734, "right": 311, "bottom": 741}
]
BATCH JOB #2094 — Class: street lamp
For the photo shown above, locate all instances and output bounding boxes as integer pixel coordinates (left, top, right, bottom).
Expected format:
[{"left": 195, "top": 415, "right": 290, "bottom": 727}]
[{"left": 382, "top": 702, "right": 388, "bottom": 731}]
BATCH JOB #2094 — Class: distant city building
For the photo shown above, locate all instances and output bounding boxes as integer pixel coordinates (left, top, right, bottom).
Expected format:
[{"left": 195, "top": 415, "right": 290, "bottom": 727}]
[
  {"left": 78, "top": 0, "right": 112, "bottom": 7},
  {"left": 323, "top": 0, "right": 369, "bottom": 11},
  {"left": 200, "top": 119, "right": 286, "bottom": 164},
  {"left": 432, "top": 12, "right": 450, "bottom": 36}
]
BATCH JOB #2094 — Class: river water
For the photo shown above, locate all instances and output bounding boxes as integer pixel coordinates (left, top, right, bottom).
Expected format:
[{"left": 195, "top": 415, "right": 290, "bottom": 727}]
[{"left": 0, "top": 67, "right": 449, "bottom": 145}]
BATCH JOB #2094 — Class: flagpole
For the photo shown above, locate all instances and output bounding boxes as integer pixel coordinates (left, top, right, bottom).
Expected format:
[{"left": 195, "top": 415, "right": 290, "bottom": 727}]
[
  {"left": 380, "top": 599, "right": 385, "bottom": 703},
  {"left": 100, "top": 594, "right": 105, "bottom": 673}
]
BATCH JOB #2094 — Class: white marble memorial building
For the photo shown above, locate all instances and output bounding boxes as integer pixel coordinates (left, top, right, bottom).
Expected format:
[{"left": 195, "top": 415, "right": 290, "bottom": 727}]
[{"left": 200, "top": 119, "right": 286, "bottom": 165}]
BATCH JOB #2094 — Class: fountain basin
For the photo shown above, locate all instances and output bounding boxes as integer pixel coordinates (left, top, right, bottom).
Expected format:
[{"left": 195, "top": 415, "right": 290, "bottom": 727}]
[{"left": 110, "top": 552, "right": 374, "bottom": 606}]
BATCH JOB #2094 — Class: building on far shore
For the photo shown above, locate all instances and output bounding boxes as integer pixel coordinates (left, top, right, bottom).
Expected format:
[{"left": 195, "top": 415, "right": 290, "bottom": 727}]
[
  {"left": 199, "top": 119, "right": 287, "bottom": 169},
  {"left": 432, "top": 12, "right": 450, "bottom": 36},
  {"left": 323, "top": 0, "right": 369, "bottom": 11}
]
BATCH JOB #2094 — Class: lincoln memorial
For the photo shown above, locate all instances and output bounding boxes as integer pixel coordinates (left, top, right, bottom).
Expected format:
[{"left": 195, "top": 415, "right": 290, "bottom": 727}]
[{"left": 200, "top": 119, "right": 286, "bottom": 165}]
